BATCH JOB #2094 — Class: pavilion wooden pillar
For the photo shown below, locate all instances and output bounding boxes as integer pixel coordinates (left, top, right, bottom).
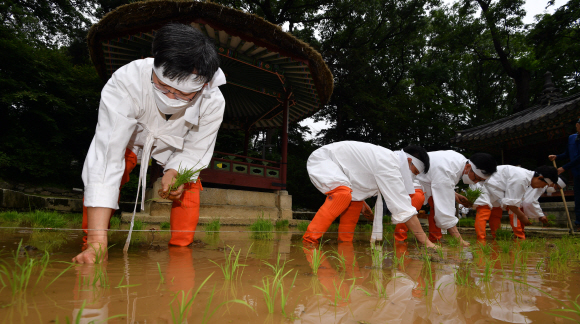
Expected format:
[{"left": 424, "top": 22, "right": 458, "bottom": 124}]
[
  {"left": 280, "top": 92, "right": 290, "bottom": 188},
  {"left": 243, "top": 129, "right": 250, "bottom": 156}
]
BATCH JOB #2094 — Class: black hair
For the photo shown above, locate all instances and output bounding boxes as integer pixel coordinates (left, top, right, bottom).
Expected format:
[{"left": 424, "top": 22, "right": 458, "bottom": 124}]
[
  {"left": 152, "top": 22, "right": 219, "bottom": 84},
  {"left": 534, "top": 165, "right": 558, "bottom": 184},
  {"left": 468, "top": 153, "right": 497, "bottom": 176},
  {"left": 402, "top": 145, "right": 430, "bottom": 173}
]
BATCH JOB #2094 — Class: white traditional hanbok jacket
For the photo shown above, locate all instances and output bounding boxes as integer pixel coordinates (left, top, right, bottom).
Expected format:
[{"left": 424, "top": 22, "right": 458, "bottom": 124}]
[
  {"left": 416, "top": 150, "right": 467, "bottom": 229},
  {"left": 521, "top": 186, "right": 548, "bottom": 219},
  {"left": 307, "top": 141, "right": 417, "bottom": 240},
  {"left": 82, "top": 58, "right": 226, "bottom": 210},
  {"left": 471, "top": 182, "right": 493, "bottom": 209},
  {"left": 484, "top": 165, "right": 534, "bottom": 209}
]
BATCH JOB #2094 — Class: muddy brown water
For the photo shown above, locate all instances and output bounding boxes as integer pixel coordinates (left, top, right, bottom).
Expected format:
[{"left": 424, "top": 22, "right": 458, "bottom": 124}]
[{"left": 1, "top": 226, "right": 579, "bottom": 323}]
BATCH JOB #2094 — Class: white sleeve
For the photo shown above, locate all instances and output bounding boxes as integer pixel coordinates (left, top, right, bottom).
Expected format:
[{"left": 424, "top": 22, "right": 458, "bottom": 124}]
[
  {"left": 522, "top": 199, "right": 544, "bottom": 219},
  {"left": 430, "top": 181, "right": 459, "bottom": 229},
  {"left": 82, "top": 78, "right": 139, "bottom": 209},
  {"left": 500, "top": 172, "right": 528, "bottom": 208},
  {"left": 374, "top": 161, "right": 417, "bottom": 225},
  {"left": 164, "top": 96, "right": 225, "bottom": 176}
]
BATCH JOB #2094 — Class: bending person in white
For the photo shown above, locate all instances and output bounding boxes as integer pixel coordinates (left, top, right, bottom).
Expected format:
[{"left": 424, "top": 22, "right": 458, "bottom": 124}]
[
  {"left": 304, "top": 141, "right": 436, "bottom": 248},
  {"left": 476, "top": 165, "right": 559, "bottom": 240},
  {"left": 416, "top": 151, "right": 498, "bottom": 247},
  {"left": 74, "top": 23, "right": 226, "bottom": 263},
  {"left": 521, "top": 175, "right": 567, "bottom": 224}
]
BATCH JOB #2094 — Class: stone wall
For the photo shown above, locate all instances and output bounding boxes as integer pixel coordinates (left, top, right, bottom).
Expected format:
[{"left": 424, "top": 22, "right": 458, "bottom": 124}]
[{"left": 540, "top": 201, "right": 577, "bottom": 226}]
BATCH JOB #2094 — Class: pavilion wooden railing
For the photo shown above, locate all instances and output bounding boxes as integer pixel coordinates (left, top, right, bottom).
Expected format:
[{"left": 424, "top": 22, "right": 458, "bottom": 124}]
[{"left": 199, "top": 151, "right": 286, "bottom": 190}]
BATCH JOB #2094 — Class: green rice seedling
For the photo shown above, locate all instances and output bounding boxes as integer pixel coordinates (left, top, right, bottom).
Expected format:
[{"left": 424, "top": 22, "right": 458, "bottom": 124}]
[
  {"left": 355, "top": 223, "right": 373, "bottom": 232},
  {"left": 170, "top": 273, "right": 213, "bottom": 324},
  {"left": 497, "top": 240, "right": 512, "bottom": 253},
  {"left": 22, "top": 210, "right": 68, "bottom": 229},
  {"left": 0, "top": 241, "right": 51, "bottom": 295},
  {"left": 481, "top": 256, "right": 496, "bottom": 283},
  {"left": 159, "top": 163, "right": 203, "bottom": 200},
  {"left": 209, "top": 245, "right": 247, "bottom": 281},
  {"left": 250, "top": 240, "right": 273, "bottom": 259},
  {"left": 303, "top": 244, "right": 329, "bottom": 275},
  {"left": 205, "top": 218, "right": 221, "bottom": 233},
  {"left": 253, "top": 255, "right": 295, "bottom": 314},
  {"left": 477, "top": 243, "right": 493, "bottom": 256},
  {"left": 447, "top": 236, "right": 460, "bottom": 248},
  {"left": 329, "top": 250, "right": 347, "bottom": 272},
  {"left": 392, "top": 251, "right": 406, "bottom": 270},
  {"left": 370, "top": 244, "right": 389, "bottom": 269},
  {"left": 547, "top": 214, "right": 557, "bottom": 227},
  {"left": 114, "top": 275, "right": 141, "bottom": 289},
  {"left": 495, "top": 229, "right": 512, "bottom": 240},
  {"left": 329, "top": 277, "right": 357, "bottom": 306},
  {"left": 109, "top": 216, "right": 121, "bottom": 229},
  {"left": 275, "top": 219, "right": 289, "bottom": 231},
  {"left": 249, "top": 214, "right": 273, "bottom": 239},
  {"left": 384, "top": 223, "right": 396, "bottom": 233},
  {"left": 462, "top": 187, "right": 483, "bottom": 205},
  {"left": 91, "top": 264, "right": 110, "bottom": 288},
  {"left": 279, "top": 271, "right": 298, "bottom": 318},
  {"left": 200, "top": 284, "right": 253, "bottom": 324},
  {"left": 454, "top": 263, "right": 474, "bottom": 287},
  {"left": 160, "top": 221, "right": 170, "bottom": 230},
  {"left": 157, "top": 262, "right": 165, "bottom": 284},
  {"left": 458, "top": 218, "right": 475, "bottom": 227},
  {"left": 420, "top": 252, "right": 434, "bottom": 296},
  {"left": 383, "top": 215, "right": 391, "bottom": 224},
  {"left": 297, "top": 221, "right": 309, "bottom": 232},
  {"left": 45, "top": 263, "right": 74, "bottom": 290}
]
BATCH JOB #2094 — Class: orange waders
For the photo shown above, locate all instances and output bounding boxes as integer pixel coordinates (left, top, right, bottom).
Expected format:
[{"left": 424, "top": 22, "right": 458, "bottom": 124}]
[
  {"left": 506, "top": 208, "right": 526, "bottom": 240},
  {"left": 394, "top": 189, "right": 425, "bottom": 242},
  {"left": 426, "top": 197, "right": 443, "bottom": 242},
  {"left": 82, "top": 149, "right": 202, "bottom": 247},
  {"left": 303, "top": 186, "right": 364, "bottom": 244},
  {"left": 475, "top": 206, "right": 504, "bottom": 241}
]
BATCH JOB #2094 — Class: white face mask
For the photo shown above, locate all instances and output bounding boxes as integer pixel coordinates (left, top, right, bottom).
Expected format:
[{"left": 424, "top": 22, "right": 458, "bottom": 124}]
[
  {"left": 462, "top": 172, "right": 475, "bottom": 185},
  {"left": 153, "top": 89, "right": 195, "bottom": 114}
]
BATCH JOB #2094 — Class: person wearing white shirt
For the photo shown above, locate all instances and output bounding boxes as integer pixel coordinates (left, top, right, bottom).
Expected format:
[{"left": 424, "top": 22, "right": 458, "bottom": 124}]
[
  {"left": 515, "top": 175, "right": 566, "bottom": 227},
  {"left": 304, "top": 141, "right": 436, "bottom": 248},
  {"left": 407, "top": 151, "right": 497, "bottom": 247},
  {"left": 475, "top": 165, "right": 559, "bottom": 240},
  {"left": 73, "top": 23, "right": 225, "bottom": 264}
]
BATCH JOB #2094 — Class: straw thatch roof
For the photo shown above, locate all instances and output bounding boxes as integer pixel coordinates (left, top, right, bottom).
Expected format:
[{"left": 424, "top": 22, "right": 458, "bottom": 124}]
[{"left": 87, "top": 0, "right": 333, "bottom": 129}]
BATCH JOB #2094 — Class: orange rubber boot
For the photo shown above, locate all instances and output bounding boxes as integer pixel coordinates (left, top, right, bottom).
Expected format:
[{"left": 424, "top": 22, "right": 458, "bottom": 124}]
[
  {"left": 82, "top": 149, "right": 137, "bottom": 246},
  {"left": 427, "top": 197, "right": 442, "bottom": 242},
  {"left": 169, "top": 181, "right": 202, "bottom": 246},
  {"left": 508, "top": 212, "right": 526, "bottom": 240},
  {"left": 337, "top": 201, "right": 363, "bottom": 242},
  {"left": 475, "top": 205, "right": 491, "bottom": 241},
  {"left": 488, "top": 207, "right": 503, "bottom": 238},
  {"left": 337, "top": 242, "right": 361, "bottom": 277},
  {"left": 395, "top": 189, "right": 425, "bottom": 242},
  {"left": 303, "top": 186, "right": 352, "bottom": 244}
]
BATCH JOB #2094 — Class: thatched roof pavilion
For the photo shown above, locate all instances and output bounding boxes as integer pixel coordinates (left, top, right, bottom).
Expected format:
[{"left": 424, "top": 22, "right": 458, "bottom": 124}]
[{"left": 87, "top": 0, "right": 334, "bottom": 191}]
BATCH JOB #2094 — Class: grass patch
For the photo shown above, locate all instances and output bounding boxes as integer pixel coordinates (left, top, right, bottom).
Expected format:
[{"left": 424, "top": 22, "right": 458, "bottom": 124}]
[
  {"left": 249, "top": 215, "right": 273, "bottom": 239},
  {"left": 109, "top": 216, "right": 121, "bottom": 229},
  {"left": 458, "top": 218, "right": 475, "bottom": 227},
  {"left": 297, "top": 221, "right": 309, "bottom": 232},
  {"left": 0, "top": 210, "right": 19, "bottom": 223},
  {"left": 160, "top": 221, "right": 170, "bottom": 230},
  {"left": 22, "top": 210, "right": 68, "bottom": 228},
  {"left": 275, "top": 219, "right": 289, "bottom": 230}
]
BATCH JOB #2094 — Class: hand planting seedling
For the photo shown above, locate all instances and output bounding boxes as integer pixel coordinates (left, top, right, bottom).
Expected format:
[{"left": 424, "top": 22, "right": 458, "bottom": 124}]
[
  {"left": 461, "top": 187, "right": 483, "bottom": 205},
  {"left": 158, "top": 163, "right": 203, "bottom": 200}
]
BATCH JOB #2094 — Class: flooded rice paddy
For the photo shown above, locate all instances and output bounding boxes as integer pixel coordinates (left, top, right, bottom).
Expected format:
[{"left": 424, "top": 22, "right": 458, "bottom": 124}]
[{"left": 1, "top": 225, "right": 580, "bottom": 323}]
